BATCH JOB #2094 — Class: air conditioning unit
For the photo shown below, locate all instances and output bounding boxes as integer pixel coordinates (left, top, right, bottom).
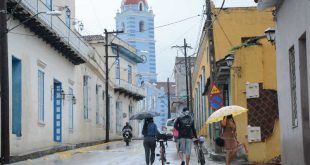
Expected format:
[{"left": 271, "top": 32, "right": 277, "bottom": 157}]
[{"left": 257, "top": 0, "right": 278, "bottom": 10}]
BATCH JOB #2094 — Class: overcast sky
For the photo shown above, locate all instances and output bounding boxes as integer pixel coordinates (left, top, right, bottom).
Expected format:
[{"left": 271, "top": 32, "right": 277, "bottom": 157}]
[{"left": 76, "top": 0, "right": 257, "bottom": 82}]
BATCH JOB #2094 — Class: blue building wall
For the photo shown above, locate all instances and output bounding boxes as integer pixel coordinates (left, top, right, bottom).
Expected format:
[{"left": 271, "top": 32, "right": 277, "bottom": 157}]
[
  {"left": 115, "top": 1, "right": 156, "bottom": 82},
  {"left": 155, "top": 90, "right": 168, "bottom": 131},
  {"left": 144, "top": 84, "right": 167, "bottom": 131}
]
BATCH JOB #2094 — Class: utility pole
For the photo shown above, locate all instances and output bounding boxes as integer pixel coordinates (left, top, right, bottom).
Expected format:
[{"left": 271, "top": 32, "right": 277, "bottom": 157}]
[
  {"left": 1, "top": 0, "right": 10, "bottom": 164},
  {"left": 188, "top": 57, "right": 193, "bottom": 113},
  {"left": 0, "top": 0, "right": 10, "bottom": 163},
  {"left": 206, "top": 0, "right": 216, "bottom": 84},
  {"left": 167, "top": 78, "right": 171, "bottom": 119},
  {"left": 205, "top": 0, "right": 218, "bottom": 152},
  {"left": 104, "top": 29, "right": 123, "bottom": 142},
  {"left": 172, "top": 39, "right": 192, "bottom": 111}
]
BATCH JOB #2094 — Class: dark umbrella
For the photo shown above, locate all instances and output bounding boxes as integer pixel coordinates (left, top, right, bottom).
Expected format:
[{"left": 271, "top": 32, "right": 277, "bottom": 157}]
[{"left": 129, "top": 111, "right": 160, "bottom": 120}]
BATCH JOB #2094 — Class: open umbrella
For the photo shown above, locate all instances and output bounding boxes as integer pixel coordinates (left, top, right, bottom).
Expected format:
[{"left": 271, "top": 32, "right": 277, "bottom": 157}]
[
  {"left": 206, "top": 105, "right": 248, "bottom": 124},
  {"left": 129, "top": 111, "right": 160, "bottom": 120}
]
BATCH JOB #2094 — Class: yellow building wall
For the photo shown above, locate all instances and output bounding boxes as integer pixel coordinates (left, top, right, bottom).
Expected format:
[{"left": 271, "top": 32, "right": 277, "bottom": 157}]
[
  {"left": 213, "top": 7, "right": 274, "bottom": 61},
  {"left": 192, "top": 38, "right": 210, "bottom": 137},
  {"left": 191, "top": 7, "right": 275, "bottom": 150},
  {"left": 231, "top": 39, "right": 280, "bottom": 162}
]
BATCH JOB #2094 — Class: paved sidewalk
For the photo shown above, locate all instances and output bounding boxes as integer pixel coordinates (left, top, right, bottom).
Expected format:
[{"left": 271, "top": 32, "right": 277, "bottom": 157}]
[{"left": 12, "top": 140, "right": 225, "bottom": 165}]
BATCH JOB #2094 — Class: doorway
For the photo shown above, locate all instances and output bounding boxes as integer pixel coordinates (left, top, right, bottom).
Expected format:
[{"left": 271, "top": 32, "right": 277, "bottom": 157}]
[
  {"left": 53, "top": 80, "right": 62, "bottom": 142},
  {"left": 299, "top": 33, "right": 310, "bottom": 164}
]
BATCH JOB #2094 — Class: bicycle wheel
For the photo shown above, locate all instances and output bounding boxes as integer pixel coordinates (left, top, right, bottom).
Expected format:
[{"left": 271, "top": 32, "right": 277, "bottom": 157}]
[
  {"left": 198, "top": 149, "right": 205, "bottom": 165},
  {"left": 160, "top": 145, "right": 165, "bottom": 165}
]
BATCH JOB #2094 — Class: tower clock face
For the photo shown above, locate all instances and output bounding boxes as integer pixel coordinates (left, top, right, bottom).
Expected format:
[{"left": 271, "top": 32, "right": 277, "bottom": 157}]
[{"left": 140, "top": 55, "right": 147, "bottom": 63}]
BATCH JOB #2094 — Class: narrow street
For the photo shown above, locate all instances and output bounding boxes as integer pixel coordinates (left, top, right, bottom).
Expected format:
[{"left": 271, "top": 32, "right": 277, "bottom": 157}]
[{"left": 12, "top": 140, "right": 224, "bottom": 165}]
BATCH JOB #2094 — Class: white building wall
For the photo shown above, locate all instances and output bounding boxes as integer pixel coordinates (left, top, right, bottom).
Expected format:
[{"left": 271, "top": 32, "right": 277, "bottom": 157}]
[
  {"left": 276, "top": 0, "right": 310, "bottom": 164},
  {"left": 7, "top": 24, "right": 110, "bottom": 156},
  {"left": 87, "top": 37, "right": 143, "bottom": 139},
  {"left": 8, "top": 22, "right": 79, "bottom": 155}
]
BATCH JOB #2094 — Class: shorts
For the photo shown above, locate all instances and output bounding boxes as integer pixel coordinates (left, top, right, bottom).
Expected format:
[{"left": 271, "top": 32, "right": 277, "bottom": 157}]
[{"left": 178, "top": 138, "right": 192, "bottom": 155}]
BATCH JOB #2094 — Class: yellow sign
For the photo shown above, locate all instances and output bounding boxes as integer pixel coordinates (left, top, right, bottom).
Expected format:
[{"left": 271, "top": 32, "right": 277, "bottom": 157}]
[{"left": 210, "top": 84, "right": 221, "bottom": 95}]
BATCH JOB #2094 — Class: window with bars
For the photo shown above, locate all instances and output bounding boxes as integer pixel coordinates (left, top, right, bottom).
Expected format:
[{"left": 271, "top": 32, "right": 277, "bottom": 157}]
[
  {"left": 38, "top": 70, "right": 45, "bottom": 122},
  {"left": 116, "top": 59, "right": 120, "bottom": 79},
  {"left": 96, "top": 85, "right": 101, "bottom": 125},
  {"left": 68, "top": 88, "right": 74, "bottom": 130},
  {"left": 289, "top": 46, "right": 298, "bottom": 128},
  {"left": 128, "top": 65, "right": 132, "bottom": 83},
  {"left": 116, "top": 101, "right": 123, "bottom": 134},
  {"left": 83, "top": 75, "right": 90, "bottom": 119}
]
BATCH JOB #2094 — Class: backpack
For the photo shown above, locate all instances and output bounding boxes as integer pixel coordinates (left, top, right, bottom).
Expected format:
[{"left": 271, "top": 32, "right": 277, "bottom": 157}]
[
  {"left": 178, "top": 115, "right": 193, "bottom": 136},
  {"left": 147, "top": 123, "right": 157, "bottom": 137}
]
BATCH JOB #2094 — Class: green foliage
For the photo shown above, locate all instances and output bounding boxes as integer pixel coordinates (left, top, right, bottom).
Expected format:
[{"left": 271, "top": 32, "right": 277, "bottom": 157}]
[{"left": 229, "top": 37, "right": 263, "bottom": 53}]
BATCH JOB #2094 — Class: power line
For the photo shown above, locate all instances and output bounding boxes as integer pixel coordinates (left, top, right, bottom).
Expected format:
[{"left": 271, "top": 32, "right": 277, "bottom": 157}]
[
  {"left": 157, "top": 17, "right": 202, "bottom": 56},
  {"left": 195, "top": 0, "right": 226, "bottom": 59},
  {"left": 155, "top": 15, "right": 200, "bottom": 29},
  {"left": 122, "top": 14, "right": 201, "bottom": 35},
  {"left": 8, "top": 14, "right": 201, "bottom": 40},
  {"left": 215, "top": 17, "right": 233, "bottom": 47},
  {"left": 217, "top": 0, "right": 226, "bottom": 16},
  {"left": 88, "top": 0, "right": 105, "bottom": 32},
  {"left": 193, "top": 14, "right": 206, "bottom": 55}
]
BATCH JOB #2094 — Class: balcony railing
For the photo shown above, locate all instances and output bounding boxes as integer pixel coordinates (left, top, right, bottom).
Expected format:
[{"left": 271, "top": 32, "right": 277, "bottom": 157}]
[
  {"left": 114, "top": 79, "right": 145, "bottom": 98},
  {"left": 8, "top": 0, "right": 92, "bottom": 63}
]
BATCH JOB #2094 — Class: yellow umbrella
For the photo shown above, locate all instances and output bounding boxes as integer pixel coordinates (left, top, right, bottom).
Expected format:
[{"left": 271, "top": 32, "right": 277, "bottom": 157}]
[{"left": 206, "top": 105, "right": 248, "bottom": 124}]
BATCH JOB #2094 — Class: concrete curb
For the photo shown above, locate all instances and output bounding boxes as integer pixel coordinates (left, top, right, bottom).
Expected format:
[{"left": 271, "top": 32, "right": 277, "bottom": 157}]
[{"left": 9, "top": 139, "right": 122, "bottom": 164}]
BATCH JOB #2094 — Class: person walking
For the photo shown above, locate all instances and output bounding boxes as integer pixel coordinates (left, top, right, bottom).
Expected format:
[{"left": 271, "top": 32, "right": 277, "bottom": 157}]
[
  {"left": 142, "top": 117, "right": 158, "bottom": 165},
  {"left": 221, "top": 115, "right": 238, "bottom": 165},
  {"left": 174, "top": 107, "right": 197, "bottom": 165}
]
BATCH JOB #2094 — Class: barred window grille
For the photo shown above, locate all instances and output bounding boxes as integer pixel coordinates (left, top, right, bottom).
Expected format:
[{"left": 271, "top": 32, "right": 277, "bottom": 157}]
[
  {"left": 69, "top": 88, "right": 74, "bottom": 130},
  {"left": 289, "top": 46, "right": 298, "bottom": 128},
  {"left": 83, "top": 76, "right": 89, "bottom": 119},
  {"left": 38, "top": 70, "right": 45, "bottom": 122}
]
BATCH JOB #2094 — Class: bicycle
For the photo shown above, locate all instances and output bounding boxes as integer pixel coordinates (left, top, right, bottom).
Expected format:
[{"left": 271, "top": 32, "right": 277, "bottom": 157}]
[
  {"left": 156, "top": 133, "right": 171, "bottom": 165},
  {"left": 194, "top": 136, "right": 206, "bottom": 165}
]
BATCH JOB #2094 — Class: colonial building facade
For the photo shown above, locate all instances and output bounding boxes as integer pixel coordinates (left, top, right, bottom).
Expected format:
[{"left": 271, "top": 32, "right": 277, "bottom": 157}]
[
  {"left": 257, "top": 0, "right": 310, "bottom": 164},
  {"left": 192, "top": 6, "right": 278, "bottom": 162},
  {"left": 3, "top": 0, "right": 144, "bottom": 159}
]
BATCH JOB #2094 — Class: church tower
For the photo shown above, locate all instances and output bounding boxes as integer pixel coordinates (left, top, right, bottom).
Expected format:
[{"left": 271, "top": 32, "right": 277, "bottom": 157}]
[{"left": 116, "top": 0, "right": 156, "bottom": 82}]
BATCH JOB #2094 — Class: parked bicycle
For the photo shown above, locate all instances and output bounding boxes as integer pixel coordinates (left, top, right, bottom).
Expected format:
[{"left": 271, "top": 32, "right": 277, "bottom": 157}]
[
  {"left": 156, "top": 133, "right": 171, "bottom": 165},
  {"left": 194, "top": 136, "right": 206, "bottom": 165}
]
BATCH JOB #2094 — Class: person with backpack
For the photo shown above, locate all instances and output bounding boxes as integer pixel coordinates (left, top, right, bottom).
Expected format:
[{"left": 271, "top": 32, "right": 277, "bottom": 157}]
[
  {"left": 174, "top": 107, "right": 197, "bottom": 165},
  {"left": 142, "top": 117, "right": 158, "bottom": 165}
]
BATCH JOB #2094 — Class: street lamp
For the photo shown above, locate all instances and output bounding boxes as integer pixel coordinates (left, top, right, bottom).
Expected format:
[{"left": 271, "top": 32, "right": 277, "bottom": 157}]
[
  {"left": 61, "top": 90, "right": 77, "bottom": 105},
  {"left": 65, "top": 8, "right": 71, "bottom": 18},
  {"left": 264, "top": 27, "right": 276, "bottom": 44},
  {"left": 225, "top": 55, "right": 234, "bottom": 67}
]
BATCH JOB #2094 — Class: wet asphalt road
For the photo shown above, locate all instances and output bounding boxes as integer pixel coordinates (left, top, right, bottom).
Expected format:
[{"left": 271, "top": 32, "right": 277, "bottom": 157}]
[{"left": 12, "top": 140, "right": 224, "bottom": 165}]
